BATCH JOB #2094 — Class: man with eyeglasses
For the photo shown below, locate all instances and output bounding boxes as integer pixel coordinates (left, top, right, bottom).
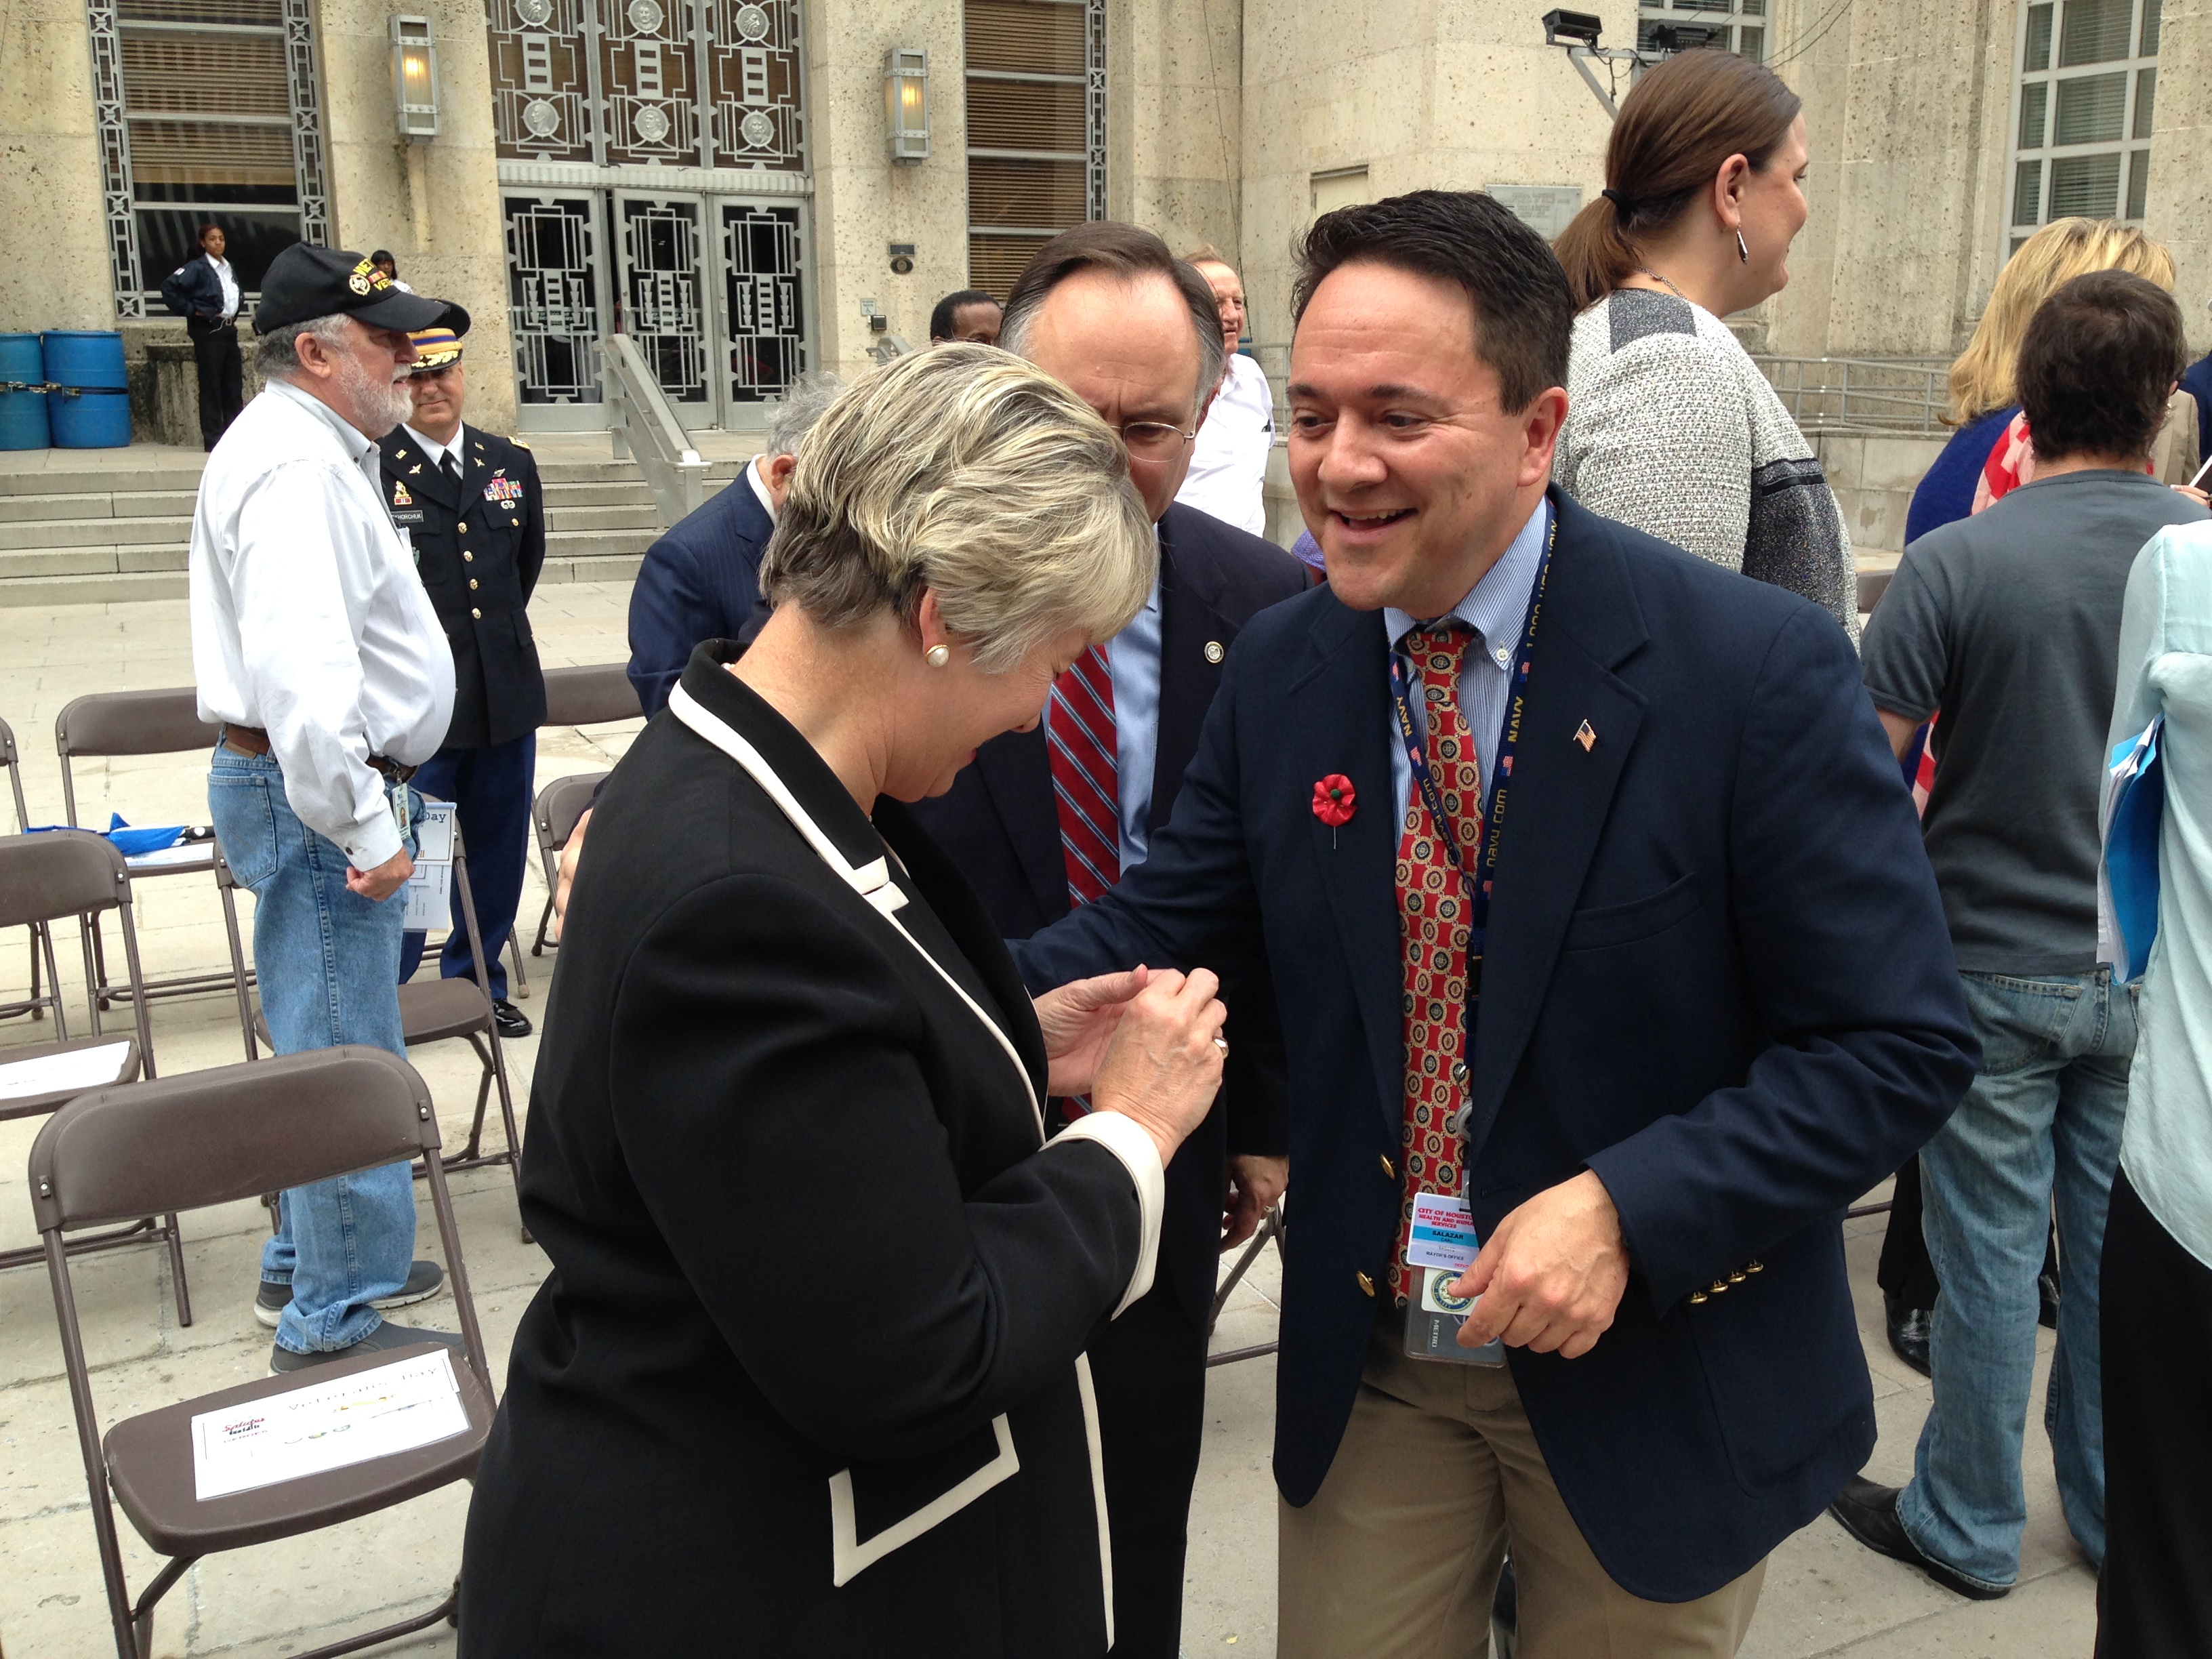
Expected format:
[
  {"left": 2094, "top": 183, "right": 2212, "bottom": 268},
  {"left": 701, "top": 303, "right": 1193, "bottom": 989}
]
[
  {"left": 377, "top": 321, "right": 546, "bottom": 1042},
  {"left": 905, "top": 220, "right": 1307, "bottom": 1658}
]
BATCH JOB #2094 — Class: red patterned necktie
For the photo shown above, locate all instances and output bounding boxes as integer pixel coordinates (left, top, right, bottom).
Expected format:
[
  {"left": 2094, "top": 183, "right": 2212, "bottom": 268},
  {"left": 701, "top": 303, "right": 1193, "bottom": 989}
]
[
  {"left": 1390, "top": 623, "right": 1486, "bottom": 1304},
  {"left": 1048, "top": 645, "right": 1119, "bottom": 909}
]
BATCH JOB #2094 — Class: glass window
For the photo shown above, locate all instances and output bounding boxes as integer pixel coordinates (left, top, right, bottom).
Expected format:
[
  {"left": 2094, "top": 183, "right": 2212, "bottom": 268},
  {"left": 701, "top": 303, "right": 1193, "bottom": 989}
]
[
  {"left": 964, "top": 0, "right": 1105, "bottom": 298},
  {"left": 2059, "top": 0, "right": 2135, "bottom": 64},
  {"left": 1637, "top": 0, "right": 1765, "bottom": 60},
  {"left": 2049, "top": 150, "right": 2123, "bottom": 217},
  {"left": 2009, "top": 0, "right": 2156, "bottom": 253},
  {"left": 2053, "top": 71, "right": 2127, "bottom": 144}
]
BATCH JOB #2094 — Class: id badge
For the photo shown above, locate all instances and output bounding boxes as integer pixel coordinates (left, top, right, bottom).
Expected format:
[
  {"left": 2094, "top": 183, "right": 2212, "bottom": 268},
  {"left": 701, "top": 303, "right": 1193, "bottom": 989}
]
[
  {"left": 1401, "top": 1191, "right": 1503, "bottom": 1366},
  {"left": 390, "top": 778, "right": 417, "bottom": 856},
  {"left": 1405, "top": 1267, "right": 1506, "bottom": 1367}
]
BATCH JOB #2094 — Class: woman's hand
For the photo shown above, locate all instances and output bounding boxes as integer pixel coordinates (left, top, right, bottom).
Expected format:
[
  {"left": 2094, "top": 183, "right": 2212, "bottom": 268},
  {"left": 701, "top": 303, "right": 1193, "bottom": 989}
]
[
  {"left": 1036, "top": 967, "right": 1151, "bottom": 1097},
  {"left": 1089, "top": 968, "right": 1227, "bottom": 1168}
]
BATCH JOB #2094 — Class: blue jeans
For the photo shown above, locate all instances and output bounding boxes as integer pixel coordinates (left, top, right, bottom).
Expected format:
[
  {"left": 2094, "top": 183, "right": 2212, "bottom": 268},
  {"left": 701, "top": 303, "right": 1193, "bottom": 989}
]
[
  {"left": 398, "top": 733, "right": 535, "bottom": 1002},
  {"left": 1899, "top": 966, "right": 2135, "bottom": 1588},
  {"left": 209, "top": 745, "right": 418, "bottom": 1353}
]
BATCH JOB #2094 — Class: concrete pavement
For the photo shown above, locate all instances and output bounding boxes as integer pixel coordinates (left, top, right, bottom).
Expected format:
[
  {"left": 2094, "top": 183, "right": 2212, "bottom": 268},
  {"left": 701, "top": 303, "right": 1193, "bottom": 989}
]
[{"left": 0, "top": 590, "right": 2097, "bottom": 1657}]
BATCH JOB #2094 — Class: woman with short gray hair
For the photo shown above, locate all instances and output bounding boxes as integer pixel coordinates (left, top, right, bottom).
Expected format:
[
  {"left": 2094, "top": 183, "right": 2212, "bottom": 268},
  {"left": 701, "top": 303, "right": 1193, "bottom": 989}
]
[{"left": 459, "top": 345, "right": 1231, "bottom": 1656}]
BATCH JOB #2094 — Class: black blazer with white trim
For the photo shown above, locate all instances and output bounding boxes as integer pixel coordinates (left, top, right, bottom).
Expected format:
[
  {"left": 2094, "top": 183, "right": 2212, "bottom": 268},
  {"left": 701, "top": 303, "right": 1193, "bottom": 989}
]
[{"left": 459, "top": 645, "right": 1160, "bottom": 1658}]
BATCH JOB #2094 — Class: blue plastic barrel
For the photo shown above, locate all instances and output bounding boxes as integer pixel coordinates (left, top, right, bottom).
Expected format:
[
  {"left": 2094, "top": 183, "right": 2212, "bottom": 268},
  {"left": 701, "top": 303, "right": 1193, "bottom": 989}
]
[
  {"left": 0, "top": 333, "right": 46, "bottom": 450},
  {"left": 43, "top": 329, "right": 131, "bottom": 449}
]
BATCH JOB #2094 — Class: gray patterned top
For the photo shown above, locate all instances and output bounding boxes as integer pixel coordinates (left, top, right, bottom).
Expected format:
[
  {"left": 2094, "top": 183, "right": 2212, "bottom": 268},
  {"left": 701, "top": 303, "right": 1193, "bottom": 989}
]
[{"left": 1555, "top": 288, "right": 1857, "bottom": 639}]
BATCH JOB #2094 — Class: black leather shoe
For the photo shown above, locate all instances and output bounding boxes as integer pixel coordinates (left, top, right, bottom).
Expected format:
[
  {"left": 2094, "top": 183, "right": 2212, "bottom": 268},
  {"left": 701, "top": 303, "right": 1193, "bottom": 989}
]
[
  {"left": 1884, "top": 1289, "right": 1933, "bottom": 1377},
  {"left": 1828, "top": 1477, "right": 2010, "bottom": 1600},
  {"left": 493, "top": 998, "right": 533, "bottom": 1039}
]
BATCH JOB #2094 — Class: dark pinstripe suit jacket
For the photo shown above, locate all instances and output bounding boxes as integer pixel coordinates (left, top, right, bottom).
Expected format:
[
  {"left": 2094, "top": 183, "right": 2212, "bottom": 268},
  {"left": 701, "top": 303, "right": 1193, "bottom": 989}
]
[{"left": 626, "top": 467, "right": 775, "bottom": 716}]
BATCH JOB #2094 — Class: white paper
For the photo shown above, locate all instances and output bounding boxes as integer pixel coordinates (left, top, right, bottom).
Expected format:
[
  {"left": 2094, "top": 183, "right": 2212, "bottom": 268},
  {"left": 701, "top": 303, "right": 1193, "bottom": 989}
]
[
  {"left": 191, "top": 1349, "right": 470, "bottom": 1501},
  {"left": 400, "top": 800, "right": 456, "bottom": 930},
  {"left": 0, "top": 1040, "right": 131, "bottom": 1101},
  {"left": 125, "top": 842, "right": 210, "bottom": 870}
]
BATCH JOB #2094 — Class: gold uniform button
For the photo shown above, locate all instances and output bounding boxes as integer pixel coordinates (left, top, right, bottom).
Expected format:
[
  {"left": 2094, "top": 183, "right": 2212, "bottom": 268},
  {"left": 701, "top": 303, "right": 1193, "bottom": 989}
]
[
  {"left": 1379, "top": 1154, "right": 1396, "bottom": 1180},
  {"left": 468, "top": 579, "right": 479, "bottom": 590},
  {"left": 470, "top": 607, "right": 482, "bottom": 619},
  {"left": 462, "top": 550, "right": 473, "bottom": 562},
  {"left": 1689, "top": 1289, "right": 1710, "bottom": 1305},
  {"left": 1355, "top": 1271, "right": 1376, "bottom": 1298},
  {"left": 459, "top": 524, "right": 469, "bottom": 535}
]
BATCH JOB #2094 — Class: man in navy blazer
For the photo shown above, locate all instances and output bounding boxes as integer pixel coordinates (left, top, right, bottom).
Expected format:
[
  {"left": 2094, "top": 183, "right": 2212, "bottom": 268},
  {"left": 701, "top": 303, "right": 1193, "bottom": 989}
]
[
  {"left": 1014, "top": 192, "right": 1978, "bottom": 1654},
  {"left": 624, "top": 373, "right": 840, "bottom": 715},
  {"left": 906, "top": 223, "right": 1307, "bottom": 1658}
]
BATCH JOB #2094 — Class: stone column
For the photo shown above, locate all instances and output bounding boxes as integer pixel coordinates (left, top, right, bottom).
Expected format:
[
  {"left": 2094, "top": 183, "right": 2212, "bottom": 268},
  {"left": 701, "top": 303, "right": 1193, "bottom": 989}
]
[
  {"left": 0, "top": 0, "right": 117, "bottom": 331},
  {"left": 1106, "top": 0, "right": 1241, "bottom": 258},
  {"left": 312, "top": 0, "right": 519, "bottom": 432},
  {"left": 804, "top": 0, "right": 968, "bottom": 380},
  {"left": 2146, "top": 0, "right": 2211, "bottom": 353}
]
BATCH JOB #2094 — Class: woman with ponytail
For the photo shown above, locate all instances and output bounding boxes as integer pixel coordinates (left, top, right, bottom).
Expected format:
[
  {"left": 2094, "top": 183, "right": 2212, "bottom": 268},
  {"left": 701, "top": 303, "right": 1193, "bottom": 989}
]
[{"left": 1553, "top": 49, "right": 1855, "bottom": 636}]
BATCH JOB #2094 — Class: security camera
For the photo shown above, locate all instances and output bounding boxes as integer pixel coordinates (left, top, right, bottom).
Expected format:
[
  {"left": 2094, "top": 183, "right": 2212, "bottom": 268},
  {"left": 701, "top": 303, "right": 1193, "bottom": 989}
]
[{"left": 1541, "top": 9, "right": 1604, "bottom": 47}]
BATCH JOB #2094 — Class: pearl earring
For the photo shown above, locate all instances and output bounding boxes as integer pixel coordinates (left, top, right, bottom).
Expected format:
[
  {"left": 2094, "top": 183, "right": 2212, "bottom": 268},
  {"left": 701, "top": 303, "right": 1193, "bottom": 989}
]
[{"left": 925, "top": 644, "right": 950, "bottom": 668}]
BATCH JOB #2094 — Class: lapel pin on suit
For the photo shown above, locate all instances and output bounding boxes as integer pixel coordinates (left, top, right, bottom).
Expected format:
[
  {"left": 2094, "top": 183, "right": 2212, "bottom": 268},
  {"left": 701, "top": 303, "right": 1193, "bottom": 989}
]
[
  {"left": 1574, "top": 720, "right": 1597, "bottom": 752},
  {"left": 1204, "top": 640, "right": 1225, "bottom": 664}
]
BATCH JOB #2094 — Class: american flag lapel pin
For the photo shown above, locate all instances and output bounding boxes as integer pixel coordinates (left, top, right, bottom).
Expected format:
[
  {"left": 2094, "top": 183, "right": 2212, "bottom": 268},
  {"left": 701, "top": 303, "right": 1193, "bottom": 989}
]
[{"left": 1574, "top": 720, "right": 1597, "bottom": 752}]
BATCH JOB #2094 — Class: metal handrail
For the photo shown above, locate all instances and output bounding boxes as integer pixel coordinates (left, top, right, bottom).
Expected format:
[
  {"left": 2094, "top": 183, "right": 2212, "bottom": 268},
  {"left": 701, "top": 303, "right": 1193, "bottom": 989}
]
[
  {"left": 1754, "top": 355, "right": 1955, "bottom": 436},
  {"left": 598, "top": 333, "right": 712, "bottom": 529}
]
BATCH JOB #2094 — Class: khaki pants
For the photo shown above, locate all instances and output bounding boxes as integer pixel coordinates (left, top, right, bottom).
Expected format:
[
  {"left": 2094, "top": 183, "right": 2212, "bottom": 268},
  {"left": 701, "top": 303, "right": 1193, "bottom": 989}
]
[{"left": 1279, "top": 1319, "right": 1765, "bottom": 1659}]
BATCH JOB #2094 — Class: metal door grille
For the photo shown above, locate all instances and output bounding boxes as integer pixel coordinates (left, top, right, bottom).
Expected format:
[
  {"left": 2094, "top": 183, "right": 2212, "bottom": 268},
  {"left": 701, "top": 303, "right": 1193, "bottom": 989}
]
[
  {"left": 718, "top": 201, "right": 804, "bottom": 402},
  {"left": 619, "top": 197, "right": 708, "bottom": 404},
  {"left": 505, "top": 194, "right": 603, "bottom": 404}
]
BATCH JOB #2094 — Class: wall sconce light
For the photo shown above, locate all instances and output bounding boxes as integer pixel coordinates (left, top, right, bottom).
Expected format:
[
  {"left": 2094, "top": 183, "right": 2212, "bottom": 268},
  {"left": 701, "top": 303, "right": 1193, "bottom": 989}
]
[
  {"left": 392, "top": 16, "right": 440, "bottom": 141},
  {"left": 884, "top": 48, "right": 929, "bottom": 163}
]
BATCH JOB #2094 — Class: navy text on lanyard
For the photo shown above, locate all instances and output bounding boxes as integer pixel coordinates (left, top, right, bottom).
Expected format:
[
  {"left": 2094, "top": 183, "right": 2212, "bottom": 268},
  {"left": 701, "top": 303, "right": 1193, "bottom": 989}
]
[{"left": 1386, "top": 514, "right": 1556, "bottom": 1031}]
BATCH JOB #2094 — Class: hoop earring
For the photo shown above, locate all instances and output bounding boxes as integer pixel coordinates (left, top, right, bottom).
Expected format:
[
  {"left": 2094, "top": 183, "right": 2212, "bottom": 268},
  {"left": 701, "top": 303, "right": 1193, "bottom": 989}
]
[
  {"left": 1736, "top": 229, "right": 1750, "bottom": 264},
  {"left": 924, "top": 644, "right": 950, "bottom": 668}
]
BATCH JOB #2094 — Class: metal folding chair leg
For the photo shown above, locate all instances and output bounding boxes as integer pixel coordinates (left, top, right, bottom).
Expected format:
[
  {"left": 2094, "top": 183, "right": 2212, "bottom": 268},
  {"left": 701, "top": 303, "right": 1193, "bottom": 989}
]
[{"left": 1206, "top": 1202, "right": 1286, "bottom": 1370}]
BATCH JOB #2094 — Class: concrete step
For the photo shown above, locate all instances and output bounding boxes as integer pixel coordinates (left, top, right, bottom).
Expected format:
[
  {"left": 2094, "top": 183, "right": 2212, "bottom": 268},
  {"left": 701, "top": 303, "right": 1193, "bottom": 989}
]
[
  {"left": 545, "top": 526, "right": 657, "bottom": 560},
  {"left": 0, "top": 541, "right": 188, "bottom": 577},
  {"left": 0, "top": 467, "right": 203, "bottom": 497},
  {"left": 541, "top": 480, "right": 655, "bottom": 508},
  {"left": 0, "top": 513, "right": 189, "bottom": 551},
  {"left": 539, "top": 553, "right": 645, "bottom": 586},
  {"left": 0, "top": 569, "right": 188, "bottom": 606},
  {"left": 544, "top": 502, "right": 659, "bottom": 532}
]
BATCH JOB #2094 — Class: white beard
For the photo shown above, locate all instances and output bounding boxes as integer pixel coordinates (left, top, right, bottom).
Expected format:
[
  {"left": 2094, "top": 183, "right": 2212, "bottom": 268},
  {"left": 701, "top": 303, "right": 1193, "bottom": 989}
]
[{"left": 336, "top": 350, "right": 415, "bottom": 435}]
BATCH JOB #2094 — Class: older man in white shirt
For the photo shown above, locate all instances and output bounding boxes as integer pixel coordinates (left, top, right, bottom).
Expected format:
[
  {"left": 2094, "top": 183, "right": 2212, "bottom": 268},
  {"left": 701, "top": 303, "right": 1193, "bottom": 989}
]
[
  {"left": 1174, "top": 246, "right": 1276, "bottom": 537},
  {"left": 192, "top": 242, "right": 467, "bottom": 1374}
]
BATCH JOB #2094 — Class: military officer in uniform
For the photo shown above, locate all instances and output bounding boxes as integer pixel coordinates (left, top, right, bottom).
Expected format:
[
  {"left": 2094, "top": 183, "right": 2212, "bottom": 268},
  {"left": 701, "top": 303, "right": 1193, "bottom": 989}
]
[{"left": 384, "top": 323, "right": 546, "bottom": 1038}]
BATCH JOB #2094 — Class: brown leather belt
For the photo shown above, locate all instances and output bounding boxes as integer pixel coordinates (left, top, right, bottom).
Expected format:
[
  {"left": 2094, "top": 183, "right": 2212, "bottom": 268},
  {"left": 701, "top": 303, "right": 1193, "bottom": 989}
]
[{"left": 221, "top": 724, "right": 417, "bottom": 783}]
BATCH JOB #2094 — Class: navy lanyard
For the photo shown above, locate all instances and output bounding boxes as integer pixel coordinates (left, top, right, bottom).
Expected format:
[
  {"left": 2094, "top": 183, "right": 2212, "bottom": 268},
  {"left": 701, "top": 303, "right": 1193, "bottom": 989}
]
[{"left": 1387, "top": 514, "right": 1556, "bottom": 1000}]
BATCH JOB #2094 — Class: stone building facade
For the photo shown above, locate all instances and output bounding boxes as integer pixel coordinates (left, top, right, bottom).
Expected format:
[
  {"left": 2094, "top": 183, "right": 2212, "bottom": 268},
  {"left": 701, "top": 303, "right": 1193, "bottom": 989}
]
[{"left": 2, "top": 0, "right": 2205, "bottom": 443}]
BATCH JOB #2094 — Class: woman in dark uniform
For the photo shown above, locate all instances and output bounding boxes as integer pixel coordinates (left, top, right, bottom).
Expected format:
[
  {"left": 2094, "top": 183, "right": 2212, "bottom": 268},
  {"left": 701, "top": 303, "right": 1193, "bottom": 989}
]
[{"left": 458, "top": 346, "right": 1230, "bottom": 1656}]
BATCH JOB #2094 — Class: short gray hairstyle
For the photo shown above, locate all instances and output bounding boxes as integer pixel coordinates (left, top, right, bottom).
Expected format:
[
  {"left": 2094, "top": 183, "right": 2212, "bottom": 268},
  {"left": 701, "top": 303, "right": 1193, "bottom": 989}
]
[
  {"left": 759, "top": 345, "right": 1154, "bottom": 674},
  {"left": 996, "top": 222, "right": 1227, "bottom": 413},
  {"left": 254, "top": 312, "right": 350, "bottom": 378},
  {"left": 767, "top": 369, "right": 842, "bottom": 459}
]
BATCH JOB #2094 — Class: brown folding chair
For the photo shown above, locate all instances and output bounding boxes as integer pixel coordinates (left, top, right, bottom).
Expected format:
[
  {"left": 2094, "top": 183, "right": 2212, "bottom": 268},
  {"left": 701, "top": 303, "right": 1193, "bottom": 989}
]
[
  {"left": 0, "top": 830, "right": 188, "bottom": 1320},
  {"left": 527, "top": 769, "right": 605, "bottom": 958},
  {"left": 53, "top": 688, "right": 253, "bottom": 1010},
  {"left": 2, "top": 714, "right": 49, "bottom": 1023},
  {"left": 232, "top": 821, "right": 524, "bottom": 1224},
  {"left": 1206, "top": 1195, "right": 1285, "bottom": 1370},
  {"left": 30, "top": 1045, "right": 494, "bottom": 1659}
]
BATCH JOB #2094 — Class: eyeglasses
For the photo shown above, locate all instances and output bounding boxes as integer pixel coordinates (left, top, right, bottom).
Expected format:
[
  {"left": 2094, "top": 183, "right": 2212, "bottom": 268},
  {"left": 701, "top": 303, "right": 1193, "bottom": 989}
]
[{"left": 1115, "top": 420, "right": 1198, "bottom": 464}]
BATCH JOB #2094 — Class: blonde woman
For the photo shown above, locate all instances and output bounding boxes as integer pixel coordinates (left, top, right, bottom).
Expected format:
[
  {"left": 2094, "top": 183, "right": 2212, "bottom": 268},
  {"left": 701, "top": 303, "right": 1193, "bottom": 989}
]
[
  {"left": 1916, "top": 220, "right": 2191, "bottom": 523},
  {"left": 459, "top": 347, "right": 1233, "bottom": 1656}
]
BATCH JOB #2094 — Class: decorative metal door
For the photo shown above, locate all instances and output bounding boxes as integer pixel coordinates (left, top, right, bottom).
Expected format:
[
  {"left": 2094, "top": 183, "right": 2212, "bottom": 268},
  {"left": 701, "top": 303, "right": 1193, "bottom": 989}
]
[
  {"left": 714, "top": 199, "right": 806, "bottom": 416},
  {"left": 613, "top": 190, "right": 712, "bottom": 424},
  {"left": 504, "top": 192, "right": 608, "bottom": 428}
]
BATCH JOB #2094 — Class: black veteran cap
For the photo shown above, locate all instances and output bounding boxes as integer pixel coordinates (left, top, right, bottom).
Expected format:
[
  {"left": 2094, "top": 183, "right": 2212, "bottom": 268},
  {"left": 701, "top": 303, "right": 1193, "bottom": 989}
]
[{"left": 255, "top": 243, "right": 470, "bottom": 335}]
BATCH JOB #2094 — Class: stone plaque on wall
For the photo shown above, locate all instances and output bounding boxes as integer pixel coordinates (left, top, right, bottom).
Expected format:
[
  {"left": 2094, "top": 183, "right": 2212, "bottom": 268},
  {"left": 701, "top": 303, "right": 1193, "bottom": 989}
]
[{"left": 1486, "top": 185, "right": 1584, "bottom": 243}]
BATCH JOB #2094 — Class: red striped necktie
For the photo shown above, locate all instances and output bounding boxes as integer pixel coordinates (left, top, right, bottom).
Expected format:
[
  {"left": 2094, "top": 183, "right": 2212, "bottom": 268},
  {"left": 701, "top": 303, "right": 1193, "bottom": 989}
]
[{"left": 1047, "top": 645, "right": 1119, "bottom": 908}]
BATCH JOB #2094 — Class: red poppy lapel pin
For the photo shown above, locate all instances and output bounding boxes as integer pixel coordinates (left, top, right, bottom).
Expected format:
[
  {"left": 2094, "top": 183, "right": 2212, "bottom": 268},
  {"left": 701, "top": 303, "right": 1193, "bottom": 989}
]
[{"left": 1311, "top": 774, "right": 1356, "bottom": 847}]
